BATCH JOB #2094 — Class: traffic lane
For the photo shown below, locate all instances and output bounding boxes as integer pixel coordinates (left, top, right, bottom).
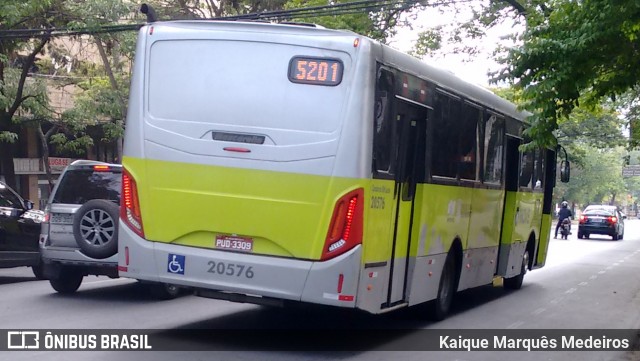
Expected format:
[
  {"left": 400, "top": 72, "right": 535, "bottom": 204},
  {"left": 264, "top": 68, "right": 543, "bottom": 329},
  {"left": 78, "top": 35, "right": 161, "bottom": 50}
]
[
  {"left": 0, "top": 276, "right": 262, "bottom": 329},
  {"left": 3, "top": 224, "right": 640, "bottom": 360}
]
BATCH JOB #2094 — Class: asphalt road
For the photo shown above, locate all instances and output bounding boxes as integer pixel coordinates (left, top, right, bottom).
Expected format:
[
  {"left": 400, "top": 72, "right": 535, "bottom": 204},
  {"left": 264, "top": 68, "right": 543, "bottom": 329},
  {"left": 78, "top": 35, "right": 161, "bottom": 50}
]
[{"left": 1, "top": 221, "right": 640, "bottom": 360}]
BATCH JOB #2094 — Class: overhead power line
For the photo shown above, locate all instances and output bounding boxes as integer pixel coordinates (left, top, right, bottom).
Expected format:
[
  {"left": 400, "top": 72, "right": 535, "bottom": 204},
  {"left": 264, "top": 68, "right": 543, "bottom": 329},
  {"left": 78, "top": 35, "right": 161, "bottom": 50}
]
[{"left": 0, "top": 0, "right": 473, "bottom": 40}]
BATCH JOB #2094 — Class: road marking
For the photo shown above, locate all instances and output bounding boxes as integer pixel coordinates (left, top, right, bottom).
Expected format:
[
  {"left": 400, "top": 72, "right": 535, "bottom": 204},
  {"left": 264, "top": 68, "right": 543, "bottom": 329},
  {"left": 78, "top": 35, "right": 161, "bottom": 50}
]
[
  {"left": 507, "top": 321, "right": 524, "bottom": 329},
  {"left": 550, "top": 298, "right": 563, "bottom": 304},
  {"left": 579, "top": 282, "right": 588, "bottom": 286},
  {"left": 532, "top": 308, "right": 546, "bottom": 315},
  {"left": 565, "top": 288, "right": 577, "bottom": 294},
  {"left": 613, "top": 263, "right": 620, "bottom": 267},
  {"left": 606, "top": 266, "right": 614, "bottom": 270},
  {"left": 619, "top": 260, "right": 625, "bottom": 263},
  {"left": 599, "top": 271, "right": 606, "bottom": 274},
  {"left": 590, "top": 275, "right": 598, "bottom": 280}
]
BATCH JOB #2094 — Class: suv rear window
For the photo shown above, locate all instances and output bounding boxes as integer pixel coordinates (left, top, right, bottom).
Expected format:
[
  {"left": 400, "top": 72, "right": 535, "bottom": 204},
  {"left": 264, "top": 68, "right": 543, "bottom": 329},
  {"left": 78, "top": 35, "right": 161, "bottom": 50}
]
[
  {"left": 52, "top": 169, "right": 121, "bottom": 204},
  {"left": 584, "top": 210, "right": 614, "bottom": 217}
]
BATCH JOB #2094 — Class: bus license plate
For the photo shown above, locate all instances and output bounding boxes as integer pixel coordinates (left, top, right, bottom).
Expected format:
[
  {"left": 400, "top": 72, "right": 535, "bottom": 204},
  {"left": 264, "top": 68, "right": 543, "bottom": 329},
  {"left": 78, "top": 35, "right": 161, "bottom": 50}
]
[{"left": 215, "top": 235, "right": 253, "bottom": 252}]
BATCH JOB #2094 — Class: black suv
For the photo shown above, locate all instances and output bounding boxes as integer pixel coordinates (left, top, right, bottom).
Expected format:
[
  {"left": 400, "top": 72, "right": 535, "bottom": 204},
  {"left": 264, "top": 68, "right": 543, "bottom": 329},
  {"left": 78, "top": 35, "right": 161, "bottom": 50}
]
[{"left": 0, "top": 181, "right": 45, "bottom": 278}]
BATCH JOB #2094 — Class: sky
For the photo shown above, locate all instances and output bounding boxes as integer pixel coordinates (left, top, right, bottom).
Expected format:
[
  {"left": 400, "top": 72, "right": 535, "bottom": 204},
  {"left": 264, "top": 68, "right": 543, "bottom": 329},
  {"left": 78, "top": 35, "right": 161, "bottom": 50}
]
[{"left": 387, "top": 3, "right": 522, "bottom": 88}]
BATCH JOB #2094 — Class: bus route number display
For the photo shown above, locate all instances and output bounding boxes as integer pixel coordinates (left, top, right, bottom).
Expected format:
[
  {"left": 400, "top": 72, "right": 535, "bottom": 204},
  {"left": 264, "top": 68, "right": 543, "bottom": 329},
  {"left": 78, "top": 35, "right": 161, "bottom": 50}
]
[{"left": 288, "top": 57, "right": 343, "bottom": 86}]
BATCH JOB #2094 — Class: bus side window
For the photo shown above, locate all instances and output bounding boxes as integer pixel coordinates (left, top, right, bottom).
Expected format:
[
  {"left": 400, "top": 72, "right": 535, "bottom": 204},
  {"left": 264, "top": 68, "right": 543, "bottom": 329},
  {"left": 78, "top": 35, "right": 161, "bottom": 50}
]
[
  {"left": 519, "top": 150, "right": 534, "bottom": 188},
  {"left": 431, "top": 93, "right": 458, "bottom": 178},
  {"left": 484, "top": 115, "right": 504, "bottom": 184},
  {"left": 373, "top": 69, "right": 395, "bottom": 176},
  {"left": 459, "top": 103, "right": 480, "bottom": 181},
  {"left": 533, "top": 148, "right": 544, "bottom": 190}
]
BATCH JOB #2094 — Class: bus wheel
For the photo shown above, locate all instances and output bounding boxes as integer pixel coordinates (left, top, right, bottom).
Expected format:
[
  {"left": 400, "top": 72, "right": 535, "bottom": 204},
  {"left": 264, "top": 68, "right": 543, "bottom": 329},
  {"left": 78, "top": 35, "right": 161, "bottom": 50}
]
[
  {"left": 504, "top": 250, "right": 529, "bottom": 290},
  {"left": 427, "top": 252, "right": 456, "bottom": 321}
]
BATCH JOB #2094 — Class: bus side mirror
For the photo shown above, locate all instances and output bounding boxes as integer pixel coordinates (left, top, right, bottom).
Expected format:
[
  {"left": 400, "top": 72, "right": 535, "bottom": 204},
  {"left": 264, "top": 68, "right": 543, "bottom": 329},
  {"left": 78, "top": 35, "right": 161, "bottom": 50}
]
[{"left": 560, "top": 160, "right": 570, "bottom": 183}]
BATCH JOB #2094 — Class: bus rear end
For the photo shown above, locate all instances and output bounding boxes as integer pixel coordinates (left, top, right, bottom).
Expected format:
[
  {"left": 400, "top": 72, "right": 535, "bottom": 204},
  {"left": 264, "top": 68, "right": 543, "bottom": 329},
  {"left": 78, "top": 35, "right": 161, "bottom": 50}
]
[{"left": 118, "top": 21, "right": 370, "bottom": 307}]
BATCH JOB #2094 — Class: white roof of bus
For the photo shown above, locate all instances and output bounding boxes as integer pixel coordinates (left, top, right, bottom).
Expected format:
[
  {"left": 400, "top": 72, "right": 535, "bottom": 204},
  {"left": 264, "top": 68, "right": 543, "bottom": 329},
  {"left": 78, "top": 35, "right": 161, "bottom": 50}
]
[{"left": 145, "top": 20, "right": 531, "bottom": 123}]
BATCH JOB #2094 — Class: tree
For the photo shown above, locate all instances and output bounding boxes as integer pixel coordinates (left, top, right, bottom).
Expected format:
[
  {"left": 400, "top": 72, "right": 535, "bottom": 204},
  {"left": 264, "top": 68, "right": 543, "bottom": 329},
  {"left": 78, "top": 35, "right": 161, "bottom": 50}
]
[
  {"left": 497, "top": 0, "right": 640, "bottom": 147},
  {"left": 283, "top": 0, "right": 422, "bottom": 42},
  {"left": 0, "top": 0, "right": 73, "bottom": 188},
  {"left": 64, "top": 0, "right": 135, "bottom": 161},
  {"left": 410, "top": 0, "right": 640, "bottom": 148}
]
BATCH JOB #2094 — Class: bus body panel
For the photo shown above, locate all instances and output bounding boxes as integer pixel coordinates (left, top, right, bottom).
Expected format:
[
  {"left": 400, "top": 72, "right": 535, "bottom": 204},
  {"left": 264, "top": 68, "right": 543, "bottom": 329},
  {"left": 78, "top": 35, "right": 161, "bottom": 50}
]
[
  {"left": 119, "top": 221, "right": 360, "bottom": 307},
  {"left": 535, "top": 213, "right": 554, "bottom": 268},
  {"left": 123, "top": 156, "right": 370, "bottom": 260}
]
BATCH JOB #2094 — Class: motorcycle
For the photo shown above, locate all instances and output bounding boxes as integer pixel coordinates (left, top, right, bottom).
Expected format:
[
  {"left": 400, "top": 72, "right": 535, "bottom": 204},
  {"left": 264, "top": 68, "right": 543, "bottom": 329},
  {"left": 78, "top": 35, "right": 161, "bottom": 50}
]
[{"left": 560, "top": 218, "right": 571, "bottom": 239}]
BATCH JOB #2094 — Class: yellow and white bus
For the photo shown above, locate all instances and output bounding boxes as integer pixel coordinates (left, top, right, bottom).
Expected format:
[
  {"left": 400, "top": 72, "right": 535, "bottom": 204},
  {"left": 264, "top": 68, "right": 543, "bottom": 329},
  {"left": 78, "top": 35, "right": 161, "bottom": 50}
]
[{"left": 118, "top": 20, "right": 569, "bottom": 319}]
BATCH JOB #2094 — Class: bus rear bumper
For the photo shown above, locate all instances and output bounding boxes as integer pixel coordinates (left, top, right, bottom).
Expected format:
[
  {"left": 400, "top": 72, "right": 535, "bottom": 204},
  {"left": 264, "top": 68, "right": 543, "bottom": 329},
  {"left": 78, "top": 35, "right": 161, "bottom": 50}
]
[{"left": 118, "top": 222, "right": 361, "bottom": 308}]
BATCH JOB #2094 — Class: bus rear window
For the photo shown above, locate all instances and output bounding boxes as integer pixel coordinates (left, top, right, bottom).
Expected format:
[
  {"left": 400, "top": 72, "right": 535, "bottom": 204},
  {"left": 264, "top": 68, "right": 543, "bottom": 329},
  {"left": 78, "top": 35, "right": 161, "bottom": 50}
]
[{"left": 147, "top": 40, "right": 349, "bottom": 134}]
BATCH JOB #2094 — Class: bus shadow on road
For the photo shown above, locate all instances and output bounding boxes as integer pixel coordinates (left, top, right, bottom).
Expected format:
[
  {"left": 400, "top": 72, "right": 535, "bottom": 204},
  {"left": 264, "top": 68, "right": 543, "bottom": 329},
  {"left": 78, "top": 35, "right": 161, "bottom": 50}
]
[
  {"left": 148, "top": 283, "right": 514, "bottom": 354},
  {"left": 44, "top": 281, "right": 187, "bottom": 302}
]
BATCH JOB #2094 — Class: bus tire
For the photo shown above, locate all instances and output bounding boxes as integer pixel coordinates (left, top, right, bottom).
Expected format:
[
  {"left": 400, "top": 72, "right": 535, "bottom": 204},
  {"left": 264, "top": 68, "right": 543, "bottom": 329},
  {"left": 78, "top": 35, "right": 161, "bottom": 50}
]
[
  {"left": 427, "top": 251, "right": 456, "bottom": 321},
  {"left": 504, "top": 250, "right": 529, "bottom": 290},
  {"left": 148, "top": 283, "right": 181, "bottom": 300}
]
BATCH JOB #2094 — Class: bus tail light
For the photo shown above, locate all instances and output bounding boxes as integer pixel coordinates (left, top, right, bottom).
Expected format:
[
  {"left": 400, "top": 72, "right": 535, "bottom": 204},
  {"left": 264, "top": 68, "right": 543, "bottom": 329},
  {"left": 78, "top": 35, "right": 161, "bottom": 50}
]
[
  {"left": 121, "top": 168, "right": 145, "bottom": 238},
  {"left": 321, "top": 188, "right": 364, "bottom": 261}
]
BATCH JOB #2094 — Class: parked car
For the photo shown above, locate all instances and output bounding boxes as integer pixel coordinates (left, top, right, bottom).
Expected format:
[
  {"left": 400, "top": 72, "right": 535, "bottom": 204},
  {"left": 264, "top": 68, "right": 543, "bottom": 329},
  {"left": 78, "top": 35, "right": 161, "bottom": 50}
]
[
  {"left": 578, "top": 206, "right": 625, "bottom": 240},
  {"left": 0, "top": 181, "right": 45, "bottom": 278},
  {"left": 40, "top": 160, "right": 181, "bottom": 298}
]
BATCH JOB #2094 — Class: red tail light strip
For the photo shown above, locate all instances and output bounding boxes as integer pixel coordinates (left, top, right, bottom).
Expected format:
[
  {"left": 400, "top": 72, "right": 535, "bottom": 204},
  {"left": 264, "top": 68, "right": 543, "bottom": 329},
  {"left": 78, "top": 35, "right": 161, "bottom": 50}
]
[
  {"left": 321, "top": 188, "right": 364, "bottom": 261},
  {"left": 121, "top": 169, "right": 145, "bottom": 238}
]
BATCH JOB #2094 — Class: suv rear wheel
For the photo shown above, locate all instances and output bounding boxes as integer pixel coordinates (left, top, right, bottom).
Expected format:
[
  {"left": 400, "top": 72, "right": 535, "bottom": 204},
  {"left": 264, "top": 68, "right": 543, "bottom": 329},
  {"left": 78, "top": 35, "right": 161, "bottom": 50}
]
[
  {"left": 50, "top": 268, "right": 83, "bottom": 294},
  {"left": 73, "top": 199, "right": 119, "bottom": 259},
  {"left": 32, "top": 263, "right": 45, "bottom": 280}
]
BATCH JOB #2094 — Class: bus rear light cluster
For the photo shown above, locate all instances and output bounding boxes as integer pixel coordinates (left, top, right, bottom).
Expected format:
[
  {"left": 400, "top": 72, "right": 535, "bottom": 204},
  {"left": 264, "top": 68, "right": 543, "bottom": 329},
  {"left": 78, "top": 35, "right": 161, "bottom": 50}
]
[
  {"left": 321, "top": 188, "right": 364, "bottom": 261},
  {"left": 121, "top": 168, "right": 145, "bottom": 238}
]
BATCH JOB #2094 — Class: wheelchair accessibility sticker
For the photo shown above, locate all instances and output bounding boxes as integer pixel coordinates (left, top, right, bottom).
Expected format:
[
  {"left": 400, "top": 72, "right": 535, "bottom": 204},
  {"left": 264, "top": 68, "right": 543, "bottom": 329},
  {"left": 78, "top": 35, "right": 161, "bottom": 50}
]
[{"left": 167, "top": 254, "right": 185, "bottom": 275}]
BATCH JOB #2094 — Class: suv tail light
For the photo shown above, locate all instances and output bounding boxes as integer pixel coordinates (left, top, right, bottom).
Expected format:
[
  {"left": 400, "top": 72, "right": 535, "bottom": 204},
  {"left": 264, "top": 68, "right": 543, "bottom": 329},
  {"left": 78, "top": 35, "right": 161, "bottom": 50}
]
[
  {"left": 321, "top": 188, "right": 364, "bottom": 261},
  {"left": 121, "top": 168, "right": 145, "bottom": 238},
  {"left": 43, "top": 205, "right": 50, "bottom": 223}
]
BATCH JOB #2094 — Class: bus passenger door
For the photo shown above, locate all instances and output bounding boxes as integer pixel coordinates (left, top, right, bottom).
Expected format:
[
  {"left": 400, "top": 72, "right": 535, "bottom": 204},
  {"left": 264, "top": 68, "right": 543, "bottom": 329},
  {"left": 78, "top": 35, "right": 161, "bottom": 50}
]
[
  {"left": 497, "top": 136, "right": 521, "bottom": 277},
  {"left": 386, "top": 101, "right": 427, "bottom": 307}
]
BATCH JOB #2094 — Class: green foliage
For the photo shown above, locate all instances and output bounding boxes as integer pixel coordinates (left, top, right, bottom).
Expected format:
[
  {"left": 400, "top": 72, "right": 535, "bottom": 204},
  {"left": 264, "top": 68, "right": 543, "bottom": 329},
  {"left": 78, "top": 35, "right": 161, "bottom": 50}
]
[
  {"left": 284, "top": 0, "right": 378, "bottom": 38},
  {"left": 50, "top": 132, "right": 94, "bottom": 155},
  {"left": 491, "top": 84, "right": 632, "bottom": 206},
  {"left": 497, "top": 0, "right": 640, "bottom": 146},
  {"left": 68, "top": 77, "right": 127, "bottom": 122},
  {"left": 409, "top": 0, "right": 640, "bottom": 148},
  {"left": 1, "top": 67, "right": 51, "bottom": 124},
  {"left": 554, "top": 146, "right": 628, "bottom": 206},
  {"left": 0, "top": 131, "right": 18, "bottom": 143},
  {"left": 409, "top": 28, "right": 442, "bottom": 58}
]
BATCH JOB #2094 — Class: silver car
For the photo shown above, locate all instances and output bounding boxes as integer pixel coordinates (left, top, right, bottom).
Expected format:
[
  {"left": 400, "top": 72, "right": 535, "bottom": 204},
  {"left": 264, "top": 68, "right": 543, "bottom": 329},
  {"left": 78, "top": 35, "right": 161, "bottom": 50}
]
[{"left": 40, "top": 160, "right": 180, "bottom": 298}]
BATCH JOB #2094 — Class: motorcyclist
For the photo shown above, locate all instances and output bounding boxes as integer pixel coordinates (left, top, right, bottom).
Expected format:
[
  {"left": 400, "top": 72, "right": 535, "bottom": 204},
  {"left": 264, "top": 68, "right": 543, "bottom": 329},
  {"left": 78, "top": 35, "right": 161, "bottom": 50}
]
[{"left": 555, "top": 201, "right": 573, "bottom": 239}]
